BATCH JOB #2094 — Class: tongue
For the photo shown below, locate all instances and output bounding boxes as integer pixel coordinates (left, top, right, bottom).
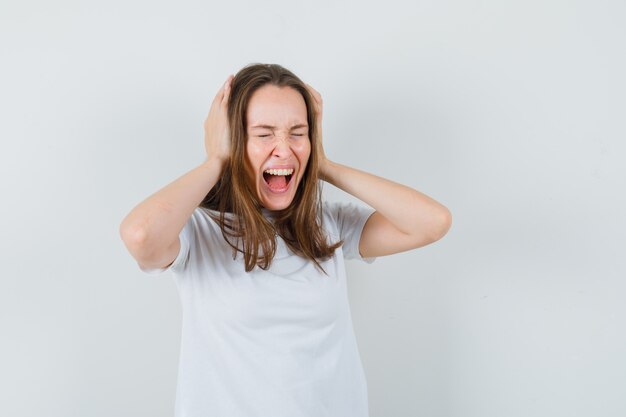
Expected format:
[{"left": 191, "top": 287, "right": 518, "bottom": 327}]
[{"left": 267, "top": 175, "right": 287, "bottom": 190}]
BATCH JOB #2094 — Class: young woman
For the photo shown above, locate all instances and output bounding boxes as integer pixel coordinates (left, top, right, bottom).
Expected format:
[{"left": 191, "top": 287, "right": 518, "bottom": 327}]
[{"left": 120, "top": 63, "right": 451, "bottom": 417}]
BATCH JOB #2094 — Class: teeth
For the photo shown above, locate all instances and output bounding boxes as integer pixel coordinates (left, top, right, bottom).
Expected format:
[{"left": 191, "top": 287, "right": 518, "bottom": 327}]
[{"left": 264, "top": 168, "right": 294, "bottom": 176}]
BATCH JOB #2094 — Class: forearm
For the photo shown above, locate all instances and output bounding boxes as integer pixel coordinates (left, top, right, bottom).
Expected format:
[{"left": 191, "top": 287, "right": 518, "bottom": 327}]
[
  {"left": 321, "top": 160, "right": 451, "bottom": 238},
  {"left": 119, "top": 157, "right": 224, "bottom": 254}
]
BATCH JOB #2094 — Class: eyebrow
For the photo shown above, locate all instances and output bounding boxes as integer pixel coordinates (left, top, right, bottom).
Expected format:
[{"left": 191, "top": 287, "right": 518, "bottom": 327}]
[{"left": 249, "top": 123, "right": 308, "bottom": 130}]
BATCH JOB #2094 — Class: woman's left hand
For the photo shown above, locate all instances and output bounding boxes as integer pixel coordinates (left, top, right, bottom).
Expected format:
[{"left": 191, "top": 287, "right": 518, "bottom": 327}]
[
  {"left": 304, "top": 83, "right": 331, "bottom": 179},
  {"left": 304, "top": 83, "right": 452, "bottom": 258}
]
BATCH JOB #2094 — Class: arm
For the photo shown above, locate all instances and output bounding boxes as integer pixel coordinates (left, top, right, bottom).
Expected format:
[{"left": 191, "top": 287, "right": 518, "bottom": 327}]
[
  {"left": 304, "top": 83, "right": 452, "bottom": 259},
  {"left": 119, "top": 158, "right": 225, "bottom": 269},
  {"left": 119, "top": 75, "right": 234, "bottom": 269},
  {"left": 321, "top": 161, "right": 452, "bottom": 258}
]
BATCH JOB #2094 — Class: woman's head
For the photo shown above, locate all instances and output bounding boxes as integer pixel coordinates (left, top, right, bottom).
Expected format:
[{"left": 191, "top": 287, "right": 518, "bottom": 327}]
[
  {"left": 226, "top": 63, "right": 320, "bottom": 211},
  {"left": 201, "top": 63, "right": 340, "bottom": 272}
]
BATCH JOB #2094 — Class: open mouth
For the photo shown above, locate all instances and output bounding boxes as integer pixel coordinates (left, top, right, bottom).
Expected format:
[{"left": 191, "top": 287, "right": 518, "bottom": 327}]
[{"left": 263, "top": 168, "right": 294, "bottom": 191}]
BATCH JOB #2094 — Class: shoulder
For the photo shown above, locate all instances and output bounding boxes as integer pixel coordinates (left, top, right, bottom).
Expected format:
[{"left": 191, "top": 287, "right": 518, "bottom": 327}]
[
  {"left": 191, "top": 206, "right": 219, "bottom": 224},
  {"left": 320, "top": 200, "right": 376, "bottom": 237},
  {"left": 320, "top": 201, "right": 340, "bottom": 236},
  {"left": 320, "top": 200, "right": 377, "bottom": 262},
  {"left": 321, "top": 200, "right": 374, "bottom": 222},
  {"left": 184, "top": 206, "right": 227, "bottom": 241}
]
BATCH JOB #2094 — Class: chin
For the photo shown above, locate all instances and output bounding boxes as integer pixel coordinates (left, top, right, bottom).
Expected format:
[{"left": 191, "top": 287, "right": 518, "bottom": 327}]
[{"left": 259, "top": 192, "right": 296, "bottom": 211}]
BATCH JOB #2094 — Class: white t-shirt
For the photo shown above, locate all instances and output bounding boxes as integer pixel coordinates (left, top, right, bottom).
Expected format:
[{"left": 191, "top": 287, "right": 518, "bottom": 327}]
[{"left": 140, "top": 201, "right": 376, "bottom": 417}]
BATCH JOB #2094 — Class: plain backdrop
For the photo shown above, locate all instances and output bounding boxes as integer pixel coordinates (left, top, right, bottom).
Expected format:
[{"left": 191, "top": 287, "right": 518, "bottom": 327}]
[{"left": 1, "top": 0, "right": 624, "bottom": 416}]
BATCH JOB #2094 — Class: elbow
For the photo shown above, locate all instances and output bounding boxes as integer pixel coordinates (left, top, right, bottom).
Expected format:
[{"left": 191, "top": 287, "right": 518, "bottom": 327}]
[
  {"left": 429, "top": 206, "right": 452, "bottom": 243},
  {"left": 119, "top": 223, "right": 150, "bottom": 257},
  {"left": 120, "top": 221, "right": 145, "bottom": 244}
]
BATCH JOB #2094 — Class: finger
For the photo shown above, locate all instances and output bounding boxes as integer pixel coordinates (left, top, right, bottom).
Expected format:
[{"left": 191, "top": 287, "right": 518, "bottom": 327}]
[
  {"left": 305, "top": 84, "right": 323, "bottom": 114},
  {"left": 304, "top": 83, "right": 315, "bottom": 100},
  {"left": 221, "top": 75, "right": 234, "bottom": 106},
  {"left": 209, "top": 76, "right": 231, "bottom": 112},
  {"left": 304, "top": 82, "right": 316, "bottom": 93},
  {"left": 305, "top": 83, "right": 322, "bottom": 101},
  {"left": 212, "top": 83, "right": 226, "bottom": 108}
]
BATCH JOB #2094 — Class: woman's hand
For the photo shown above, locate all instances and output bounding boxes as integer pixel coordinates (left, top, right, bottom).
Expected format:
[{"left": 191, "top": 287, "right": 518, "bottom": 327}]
[
  {"left": 304, "top": 83, "right": 331, "bottom": 179},
  {"left": 204, "top": 75, "right": 234, "bottom": 164},
  {"left": 305, "top": 83, "right": 452, "bottom": 258}
]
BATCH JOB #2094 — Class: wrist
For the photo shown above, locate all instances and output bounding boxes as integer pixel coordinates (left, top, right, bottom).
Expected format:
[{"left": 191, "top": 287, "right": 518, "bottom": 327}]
[
  {"left": 318, "top": 158, "right": 334, "bottom": 182},
  {"left": 203, "top": 155, "right": 227, "bottom": 172}
]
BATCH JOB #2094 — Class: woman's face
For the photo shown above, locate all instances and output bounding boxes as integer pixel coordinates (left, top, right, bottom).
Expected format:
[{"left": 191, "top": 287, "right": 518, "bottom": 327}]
[{"left": 245, "top": 84, "right": 311, "bottom": 211}]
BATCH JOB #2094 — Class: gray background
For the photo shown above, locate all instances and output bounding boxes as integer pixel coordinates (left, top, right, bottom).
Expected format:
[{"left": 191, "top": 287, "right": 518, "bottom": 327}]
[{"left": 1, "top": 0, "right": 624, "bottom": 416}]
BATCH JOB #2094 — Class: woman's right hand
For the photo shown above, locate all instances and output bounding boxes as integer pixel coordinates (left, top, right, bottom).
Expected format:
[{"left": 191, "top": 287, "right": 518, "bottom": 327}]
[{"left": 203, "top": 75, "right": 234, "bottom": 163}]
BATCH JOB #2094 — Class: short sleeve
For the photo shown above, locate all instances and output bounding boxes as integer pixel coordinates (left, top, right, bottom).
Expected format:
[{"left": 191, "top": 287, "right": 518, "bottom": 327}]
[
  {"left": 138, "top": 212, "right": 195, "bottom": 275},
  {"left": 325, "top": 201, "right": 376, "bottom": 264}
]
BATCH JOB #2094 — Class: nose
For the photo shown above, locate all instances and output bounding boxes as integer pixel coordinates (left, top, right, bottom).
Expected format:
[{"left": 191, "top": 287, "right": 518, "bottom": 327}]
[{"left": 271, "top": 133, "right": 293, "bottom": 158}]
